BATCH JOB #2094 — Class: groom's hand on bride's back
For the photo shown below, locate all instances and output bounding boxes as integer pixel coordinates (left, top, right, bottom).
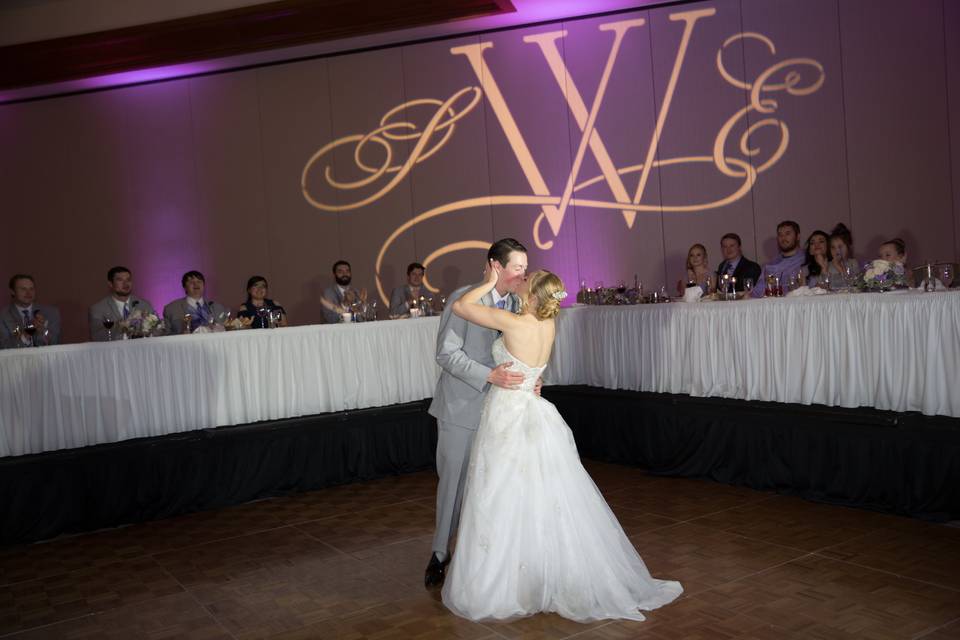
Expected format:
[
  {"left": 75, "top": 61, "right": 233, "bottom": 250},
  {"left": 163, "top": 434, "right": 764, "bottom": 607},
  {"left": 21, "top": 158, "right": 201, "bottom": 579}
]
[{"left": 488, "top": 362, "right": 524, "bottom": 389}]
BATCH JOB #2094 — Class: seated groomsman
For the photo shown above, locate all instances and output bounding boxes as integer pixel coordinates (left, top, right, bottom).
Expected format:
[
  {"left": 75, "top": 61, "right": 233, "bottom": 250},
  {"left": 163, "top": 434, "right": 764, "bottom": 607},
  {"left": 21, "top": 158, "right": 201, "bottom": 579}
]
[
  {"left": 390, "top": 262, "right": 426, "bottom": 316},
  {"left": 752, "top": 220, "right": 808, "bottom": 297},
  {"left": 321, "top": 260, "right": 367, "bottom": 323},
  {"left": 714, "top": 233, "right": 761, "bottom": 291},
  {"left": 1, "top": 274, "right": 61, "bottom": 348},
  {"left": 163, "top": 270, "right": 228, "bottom": 334},
  {"left": 88, "top": 266, "right": 156, "bottom": 341}
]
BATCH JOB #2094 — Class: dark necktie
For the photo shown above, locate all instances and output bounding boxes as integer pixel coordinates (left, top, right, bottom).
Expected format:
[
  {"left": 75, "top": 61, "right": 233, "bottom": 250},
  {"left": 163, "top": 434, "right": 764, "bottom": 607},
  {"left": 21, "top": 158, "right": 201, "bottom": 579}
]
[
  {"left": 496, "top": 299, "right": 507, "bottom": 309},
  {"left": 22, "top": 309, "right": 30, "bottom": 323}
]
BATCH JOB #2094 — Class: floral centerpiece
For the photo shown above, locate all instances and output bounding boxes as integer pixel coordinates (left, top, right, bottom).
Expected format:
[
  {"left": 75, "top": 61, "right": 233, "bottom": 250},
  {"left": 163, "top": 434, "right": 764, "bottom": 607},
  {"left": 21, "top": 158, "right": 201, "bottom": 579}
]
[
  {"left": 224, "top": 316, "right": 253, "bottom": 331},
  {"left": 857, "top": 259, "right": 908, "bottom": 292},
  {"left": 119, "top": 309, "right": 165, "bottom": 337}
]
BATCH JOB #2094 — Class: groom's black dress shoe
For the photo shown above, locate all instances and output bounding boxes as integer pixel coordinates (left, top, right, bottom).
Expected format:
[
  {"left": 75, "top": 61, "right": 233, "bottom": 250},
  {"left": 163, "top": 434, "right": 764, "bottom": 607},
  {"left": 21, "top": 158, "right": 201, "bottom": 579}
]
[{"left": 424, "top": 553, "right": 449, "bottom": 588}]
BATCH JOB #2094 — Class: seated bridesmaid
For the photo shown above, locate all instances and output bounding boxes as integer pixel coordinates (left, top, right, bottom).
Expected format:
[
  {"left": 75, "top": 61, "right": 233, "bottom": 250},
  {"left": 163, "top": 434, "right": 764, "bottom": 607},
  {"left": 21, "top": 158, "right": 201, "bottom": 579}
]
[
  {"left": 676, "top": 243, "right": 714, "bottom": 296},
  {"left": 802, "top": 230, "right": 831, "bottom": 287},
  {"left": 827, "top": 223, "right": 860, "bottom": 284},
  {"left": 878, "top": 237, "right": 913, "bottom": 286},
  {"left": 238, "top": 276, "right": 288, "bottom": 328}
]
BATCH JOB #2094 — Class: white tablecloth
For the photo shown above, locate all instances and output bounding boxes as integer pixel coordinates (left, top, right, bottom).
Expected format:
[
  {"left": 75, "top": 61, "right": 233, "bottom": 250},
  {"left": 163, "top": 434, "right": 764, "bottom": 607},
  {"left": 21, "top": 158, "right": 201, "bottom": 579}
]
[
  {"left": 0, "top": 319, "right": 441, "bottom": 458},
  {"left": 544, "top": 291, "right": 960, "bottom": 419},
  {"left": 3, "top": 291, "right": 958, "bottom": 458}
]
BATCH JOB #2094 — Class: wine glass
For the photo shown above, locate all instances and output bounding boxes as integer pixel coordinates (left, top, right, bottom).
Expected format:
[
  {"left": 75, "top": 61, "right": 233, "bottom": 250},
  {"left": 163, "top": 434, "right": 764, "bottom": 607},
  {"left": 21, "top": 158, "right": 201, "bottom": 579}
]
[
  {"left": 256, "top": 306, "right": 269, "bottom": 329},
  {"left": 942, "top": 264, "right": 955, "bottom": 288},
  {"left": 102, "top": 317, "right": 115, "bottom": 341},
  {"left": 23, "top": 321, "right": 37, "bottom": 346},
  {"left": 742, "top": 277, "right": 754, "bottom": 297}
]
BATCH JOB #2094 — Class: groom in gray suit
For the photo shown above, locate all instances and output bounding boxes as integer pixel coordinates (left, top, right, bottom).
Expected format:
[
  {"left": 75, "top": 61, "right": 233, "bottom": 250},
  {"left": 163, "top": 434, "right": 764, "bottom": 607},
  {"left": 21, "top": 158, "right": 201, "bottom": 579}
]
[{"left": 424, "top": 238, "right": 529, "bottom": 588}]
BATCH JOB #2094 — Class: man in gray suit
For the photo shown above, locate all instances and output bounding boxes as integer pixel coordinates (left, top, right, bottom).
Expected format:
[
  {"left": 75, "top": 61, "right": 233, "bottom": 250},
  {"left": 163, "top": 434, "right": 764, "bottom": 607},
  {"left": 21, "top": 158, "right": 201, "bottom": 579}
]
[
  {"left": 89, "top": 266, "right": 156, "bottom": 341},
  {"left": 163, "top": 270, "right": 228, "bottom": 335},
  {"left": 389, "top": 262, "right": 426, "bottom": 317},
  {"left": 424, "top": 238, "right": 529, "bottom": 588},
  {"left": 1, "top": 274, "right": 61, "bottom": 348},
  {"left": 320, "top": 260, "right": 367, "bottom": 323}
]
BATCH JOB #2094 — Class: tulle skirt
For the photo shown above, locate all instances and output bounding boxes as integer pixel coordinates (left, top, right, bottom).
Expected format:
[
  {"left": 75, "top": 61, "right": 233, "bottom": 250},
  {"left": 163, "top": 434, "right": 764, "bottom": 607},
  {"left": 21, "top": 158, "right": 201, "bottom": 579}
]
[{"left": 442, "top": 387, "right": 683, "bottom": 622}]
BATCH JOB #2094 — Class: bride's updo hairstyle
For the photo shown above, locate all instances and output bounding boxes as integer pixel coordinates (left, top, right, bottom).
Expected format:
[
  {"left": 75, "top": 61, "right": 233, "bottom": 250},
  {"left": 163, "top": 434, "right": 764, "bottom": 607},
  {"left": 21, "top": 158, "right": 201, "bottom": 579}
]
[{"left": 526, "top": 270, "right": 564, "bottom": 320}]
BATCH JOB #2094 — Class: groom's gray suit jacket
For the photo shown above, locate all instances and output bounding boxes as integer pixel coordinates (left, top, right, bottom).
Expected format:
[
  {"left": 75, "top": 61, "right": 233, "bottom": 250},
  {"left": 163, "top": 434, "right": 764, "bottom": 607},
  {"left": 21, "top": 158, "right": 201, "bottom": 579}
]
[{"left": 428, "top": 284, "right": 518, "bottom": 430}]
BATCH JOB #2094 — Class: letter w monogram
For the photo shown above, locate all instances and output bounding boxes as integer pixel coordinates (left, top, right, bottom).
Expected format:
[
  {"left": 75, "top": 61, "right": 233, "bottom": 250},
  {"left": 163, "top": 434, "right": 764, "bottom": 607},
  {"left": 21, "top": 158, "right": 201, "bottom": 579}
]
[{"left": 451, "top": 9, "right": 715, "bottom": 239}]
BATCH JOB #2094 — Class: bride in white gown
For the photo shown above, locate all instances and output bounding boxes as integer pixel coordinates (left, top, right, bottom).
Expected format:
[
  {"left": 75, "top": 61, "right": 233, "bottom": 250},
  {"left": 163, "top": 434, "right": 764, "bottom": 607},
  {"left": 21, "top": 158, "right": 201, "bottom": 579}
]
[{"left": 441, "top": 265, "right": 682, "bottom": 622}]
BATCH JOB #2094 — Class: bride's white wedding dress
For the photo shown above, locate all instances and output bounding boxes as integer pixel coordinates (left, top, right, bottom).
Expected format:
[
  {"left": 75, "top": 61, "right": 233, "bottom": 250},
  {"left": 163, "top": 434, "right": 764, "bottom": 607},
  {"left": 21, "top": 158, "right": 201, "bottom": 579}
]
[{"left": 442, "top": 337, "right": 682, "bottom": 622}]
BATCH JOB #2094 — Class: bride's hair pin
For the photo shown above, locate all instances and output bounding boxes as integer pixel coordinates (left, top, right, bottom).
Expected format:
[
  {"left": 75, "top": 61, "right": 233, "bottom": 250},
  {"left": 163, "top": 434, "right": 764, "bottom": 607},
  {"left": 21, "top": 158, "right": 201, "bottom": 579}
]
[{"left": 552, "top": 291, "right": 568, "bottom": 300}]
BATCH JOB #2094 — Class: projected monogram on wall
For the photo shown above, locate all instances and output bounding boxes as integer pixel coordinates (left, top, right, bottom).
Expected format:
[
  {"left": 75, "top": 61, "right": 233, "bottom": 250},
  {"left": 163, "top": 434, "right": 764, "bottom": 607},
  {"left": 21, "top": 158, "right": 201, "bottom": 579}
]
[{"left": 301, "top": 8, "right": 825, "bottom": 303}]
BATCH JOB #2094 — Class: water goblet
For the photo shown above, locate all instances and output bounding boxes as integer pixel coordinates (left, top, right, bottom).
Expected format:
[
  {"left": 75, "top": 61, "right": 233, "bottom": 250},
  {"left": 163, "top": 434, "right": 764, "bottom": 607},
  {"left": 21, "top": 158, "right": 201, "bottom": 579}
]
[
  {"left": 742, "top": 277, "right": 754, "bottom": 297},
  {"left": 942, "top": 264, "right": 955, "bottom": 288}
]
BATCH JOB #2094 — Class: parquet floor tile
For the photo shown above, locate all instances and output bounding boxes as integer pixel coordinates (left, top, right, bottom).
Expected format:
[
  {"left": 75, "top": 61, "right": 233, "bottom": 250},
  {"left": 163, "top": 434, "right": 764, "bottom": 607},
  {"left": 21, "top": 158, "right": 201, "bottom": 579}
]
[
  {"left": 294, "top": 500, "right": 436, "bottom": 554},
  {"left": 0, "top": 557, "right": 182, "bottom": 635},
  {"left": 696, "top": 555, "right": 960, "bottom": 639},
  {"left": 0, "top": 592, "right": 231, "bottom": 639},
  {"left": 626, "top": 522, "right": 811, "bottom": 596},
  {"left": 818, "top": 516, "right": 960, "bottom": 591},
  {"left": 155, "top": 526, "right": 342, "bottom": 588},
  {"left": 688, "top": 494, "right": 894, "bottom": 551},
  {"left": 1, "top": 463, "right": 955, "bottom": 640}
]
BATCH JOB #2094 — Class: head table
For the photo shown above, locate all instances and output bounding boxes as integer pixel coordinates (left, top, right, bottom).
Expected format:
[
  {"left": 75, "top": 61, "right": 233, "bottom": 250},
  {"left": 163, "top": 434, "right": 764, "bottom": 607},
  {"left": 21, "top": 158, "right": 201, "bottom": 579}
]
[
  {"left": 545, "top": 290, "right": 960, "bottom": 420},
  {"left": 1, "top": 290, "right": 957, "bottom": 458}
]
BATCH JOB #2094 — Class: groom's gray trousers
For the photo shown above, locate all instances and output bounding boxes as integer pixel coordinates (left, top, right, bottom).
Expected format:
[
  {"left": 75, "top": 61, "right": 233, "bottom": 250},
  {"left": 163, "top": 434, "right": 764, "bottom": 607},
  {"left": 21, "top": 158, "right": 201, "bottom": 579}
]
[{"left": 427, "top": 284, "right": 516, "bottom": 557}]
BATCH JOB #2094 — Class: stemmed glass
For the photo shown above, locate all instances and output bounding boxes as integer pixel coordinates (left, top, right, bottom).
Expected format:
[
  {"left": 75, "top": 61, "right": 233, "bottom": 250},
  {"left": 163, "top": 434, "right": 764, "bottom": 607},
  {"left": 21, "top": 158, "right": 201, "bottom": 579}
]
[
  {"left": 22, "top": 320, "right": 37, "bottom": 346},
  {"left": 102, "top": 316, "right": 115, "bottom": 341},
  {"left": 256, "top": 306, "right": 269, "bottom": 329},
  {"left": 942, "top": 264, "right": 955, "bottom": 288},
  {"left": 817, "top": 273, "right": 832, "bottom": 291},
  {"left": 742, "top": 277, "right": 754, "bottom": 297}
]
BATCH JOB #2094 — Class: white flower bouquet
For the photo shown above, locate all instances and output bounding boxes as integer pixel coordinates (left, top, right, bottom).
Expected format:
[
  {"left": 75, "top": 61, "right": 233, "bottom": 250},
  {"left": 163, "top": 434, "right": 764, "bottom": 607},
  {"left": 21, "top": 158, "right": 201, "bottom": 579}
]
[
  {"left": 119, "top": 309, "right": 166, "bottom": 337},
  {"left": 857, "top": 259, "right": 907, "bottom": 292}
]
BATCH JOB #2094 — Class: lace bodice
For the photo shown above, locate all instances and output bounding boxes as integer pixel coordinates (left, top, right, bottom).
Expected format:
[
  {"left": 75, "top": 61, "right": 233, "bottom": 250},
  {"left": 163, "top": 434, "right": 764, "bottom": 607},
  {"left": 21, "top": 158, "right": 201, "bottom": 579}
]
[{"left": 492, "top": 337, "right": 546, "bottom": 392}]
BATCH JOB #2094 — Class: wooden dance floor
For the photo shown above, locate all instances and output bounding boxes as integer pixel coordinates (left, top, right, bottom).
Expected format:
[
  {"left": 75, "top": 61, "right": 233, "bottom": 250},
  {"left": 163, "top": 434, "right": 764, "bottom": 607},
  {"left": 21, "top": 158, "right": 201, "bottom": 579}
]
[{"left": 0, "top": 461, "right": 958, "bottom": 639}]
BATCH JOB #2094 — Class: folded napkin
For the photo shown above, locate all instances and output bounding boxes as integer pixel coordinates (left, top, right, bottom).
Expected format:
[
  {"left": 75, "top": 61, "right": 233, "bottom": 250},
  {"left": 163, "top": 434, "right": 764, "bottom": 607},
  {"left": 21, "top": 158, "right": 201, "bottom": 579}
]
[
  {"left": 913, "top": 279, "right": 947, "bottom": 292},
  {"left": 786, "top": 286, "right": 828, "bottom": 297},
  {"left": 682, "top": 286, "right": 703, "bottom": 303}
]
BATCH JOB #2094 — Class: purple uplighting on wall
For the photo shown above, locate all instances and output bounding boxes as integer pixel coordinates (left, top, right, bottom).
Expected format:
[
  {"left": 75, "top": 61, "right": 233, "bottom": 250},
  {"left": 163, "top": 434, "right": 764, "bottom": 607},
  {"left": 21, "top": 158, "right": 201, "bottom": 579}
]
[{"left": 0, "top": 62, "right": 216, "bottom": 104}]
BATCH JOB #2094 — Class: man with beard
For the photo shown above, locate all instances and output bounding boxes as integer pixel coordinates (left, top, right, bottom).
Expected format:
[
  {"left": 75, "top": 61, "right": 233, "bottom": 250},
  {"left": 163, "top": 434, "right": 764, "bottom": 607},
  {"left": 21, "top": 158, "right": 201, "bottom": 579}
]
[
  {"left": 89, "top": 266, "right": 156, "bottom": 341},
  {"left": 752, "top": 220, "right": 807, "bottom": 297},
  {"left": 321, "top": 260, "right": 367, "bottom": 323}
]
